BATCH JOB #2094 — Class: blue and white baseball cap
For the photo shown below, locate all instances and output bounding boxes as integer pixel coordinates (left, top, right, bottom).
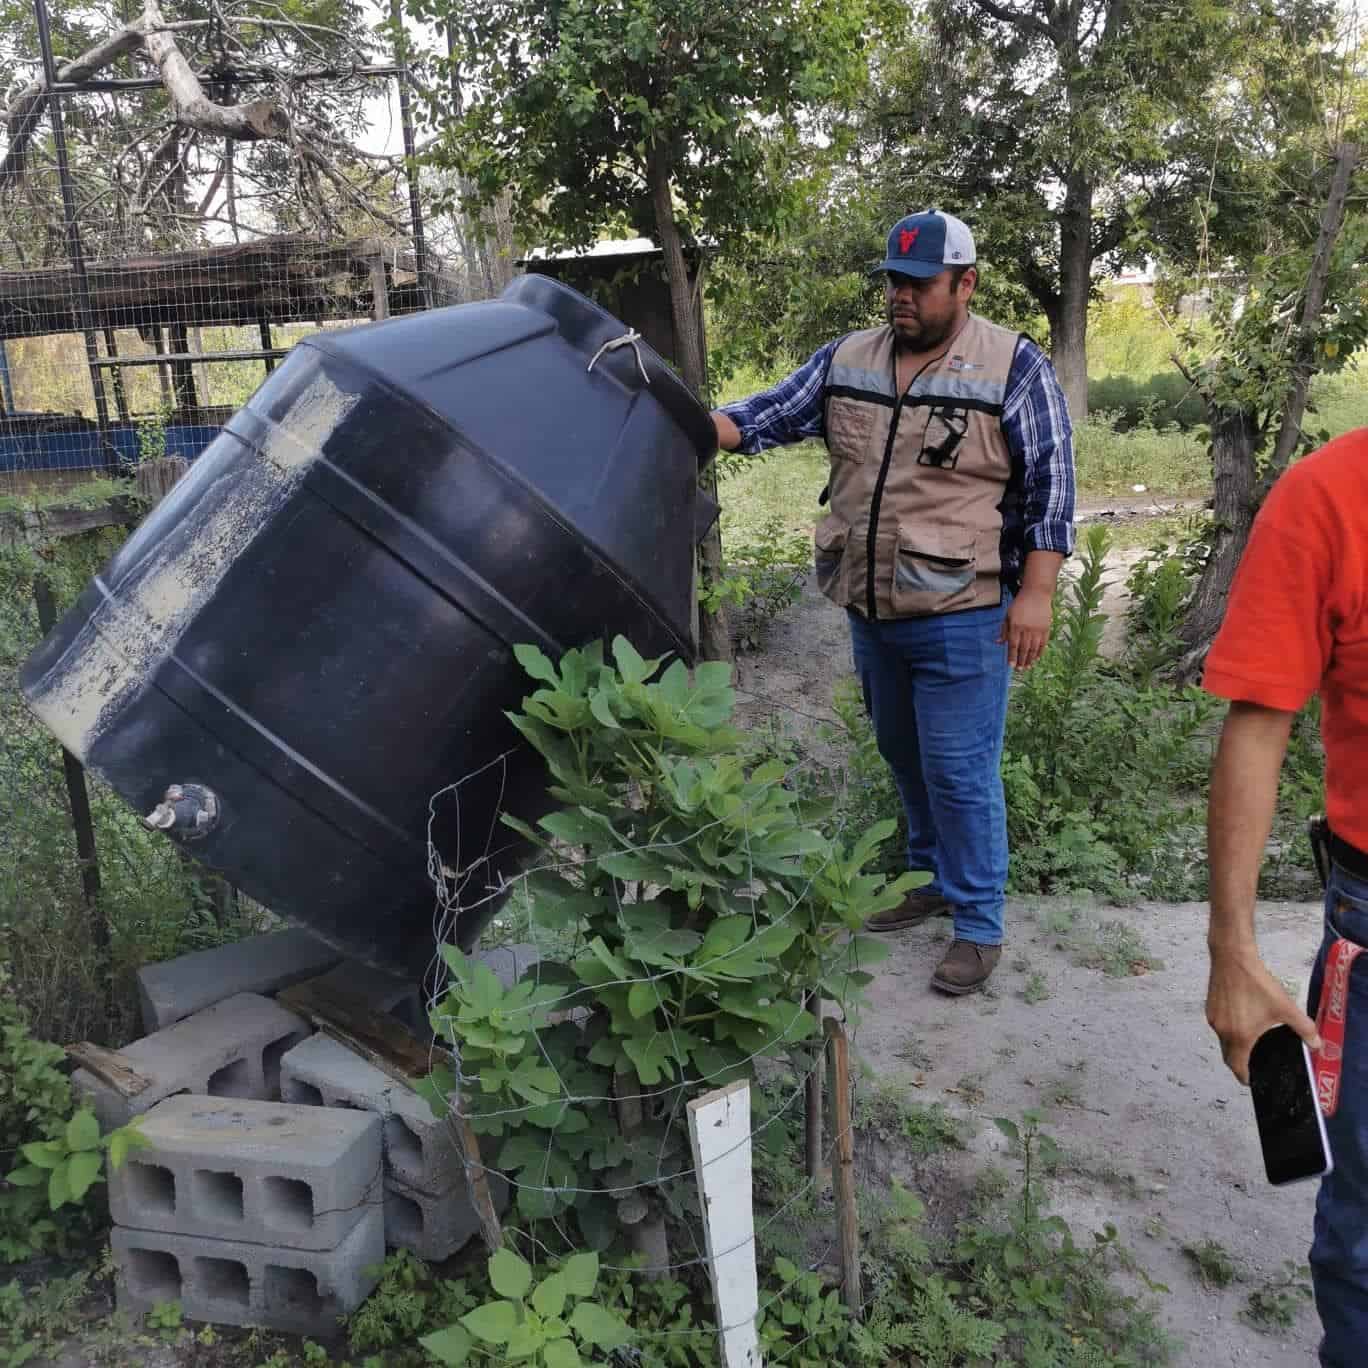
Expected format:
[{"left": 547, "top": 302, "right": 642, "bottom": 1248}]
[{"left": 873, "top": 210, "right": 976, "bottom": 279}]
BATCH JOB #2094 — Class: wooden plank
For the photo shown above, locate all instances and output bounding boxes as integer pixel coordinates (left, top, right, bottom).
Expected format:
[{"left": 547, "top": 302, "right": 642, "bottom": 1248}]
[
  {"left": 687, "top": 1079, "right": 762, "bottom": 1368},
  {"left": 824, "top": 1017, "right": 861, "bottom": 1317},
  {"left": 455, "top": 1115, "right": 504, "bottom": 1251},
  {"left": 276, "top": 978, "right": 450, "bottom": 1089},
  {"left": 369, "top": 252, "right": 391, "bottom": 321},
  {"left": 65, "top": 1042, "right": 151, "bottom": 1097},
  {"left": 0, "top": 496, "right": 137, "bottom": 550}
]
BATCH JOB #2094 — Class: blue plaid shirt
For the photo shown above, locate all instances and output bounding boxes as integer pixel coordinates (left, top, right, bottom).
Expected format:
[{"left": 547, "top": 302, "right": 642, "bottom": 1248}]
[{"left": 719, "top": 327, "right": 1076, "bottom": 583}]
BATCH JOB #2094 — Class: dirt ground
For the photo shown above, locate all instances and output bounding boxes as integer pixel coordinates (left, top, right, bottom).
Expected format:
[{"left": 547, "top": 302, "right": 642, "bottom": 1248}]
[{"left": 736, "top": 545, "right": 1324, "bottom": 1365}]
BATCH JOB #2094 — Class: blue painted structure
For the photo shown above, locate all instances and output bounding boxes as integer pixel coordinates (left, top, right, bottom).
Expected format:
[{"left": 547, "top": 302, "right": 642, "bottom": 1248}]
[{"left": 0, "top": 420, "right": 222, "bottom": 475}]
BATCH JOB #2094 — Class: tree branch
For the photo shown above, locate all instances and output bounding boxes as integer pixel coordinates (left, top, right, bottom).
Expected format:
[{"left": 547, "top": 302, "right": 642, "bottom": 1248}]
[
  {"left": 142, "top": 0, "right": 290, "bottom": 141},
  {"left": 2, "top": 26, "right": 145, "bottom": 190},
  {"left": 966, "top": 0, "right": 1054, "bottom": 41}
]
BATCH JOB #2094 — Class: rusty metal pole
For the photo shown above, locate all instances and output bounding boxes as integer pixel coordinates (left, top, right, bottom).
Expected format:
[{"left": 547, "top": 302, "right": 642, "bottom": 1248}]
[{"left": 32, "top": 0, "right": 118, "bottom": 474}]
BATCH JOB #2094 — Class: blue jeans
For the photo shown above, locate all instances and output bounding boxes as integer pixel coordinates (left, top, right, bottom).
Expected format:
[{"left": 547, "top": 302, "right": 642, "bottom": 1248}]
[
  {"left": 1308, "top": 861, "right": 1368, "bottom": 1366},
  {"left": 848, "top": 600, "right": 1011, "bottom": 946}
]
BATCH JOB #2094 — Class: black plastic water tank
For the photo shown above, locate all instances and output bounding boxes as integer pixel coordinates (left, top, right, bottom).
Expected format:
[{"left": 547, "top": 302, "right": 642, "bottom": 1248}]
[{"left": 21, "top": 275, "right": 718, "bottom": 977}]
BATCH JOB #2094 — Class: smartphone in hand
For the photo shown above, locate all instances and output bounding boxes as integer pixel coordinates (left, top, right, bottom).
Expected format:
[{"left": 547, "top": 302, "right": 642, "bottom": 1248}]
[{"left": 1249, "top": 1024, "right": 1334, "bottom": 1186}]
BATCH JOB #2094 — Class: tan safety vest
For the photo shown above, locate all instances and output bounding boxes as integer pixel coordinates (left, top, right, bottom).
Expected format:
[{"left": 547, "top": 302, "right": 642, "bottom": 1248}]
[{"left": 815, "top": 313, "right": 1023, "bottom": 620}]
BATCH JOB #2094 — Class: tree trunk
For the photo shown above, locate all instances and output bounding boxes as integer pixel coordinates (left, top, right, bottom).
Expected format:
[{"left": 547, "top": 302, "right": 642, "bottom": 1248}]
[
  {"left": 1263, "top": 142, "right": 1359, "bottom": 490},
  {"left": 646, "top": 141, "right": 732, "bottom": 665},
  {"left": 1053, "top": 175, "right": 1093, "bottom": 422},
  {"left": 1175, "top": 407, "right": 1259, "bottom": 675},
  {"left": 1176, "top": 142, "right": 1360, "bottom": 678}
]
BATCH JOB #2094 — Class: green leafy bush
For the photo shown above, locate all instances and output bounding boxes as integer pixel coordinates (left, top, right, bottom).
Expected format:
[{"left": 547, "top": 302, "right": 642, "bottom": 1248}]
[{"left": 419, "top": 637, "right": 913, "bottom": 1251}]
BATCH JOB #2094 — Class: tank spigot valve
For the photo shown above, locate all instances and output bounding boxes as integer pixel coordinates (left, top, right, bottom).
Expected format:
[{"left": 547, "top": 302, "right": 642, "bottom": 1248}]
[{"left": 143, "top": 783, "right": 220, "bottom": 839}]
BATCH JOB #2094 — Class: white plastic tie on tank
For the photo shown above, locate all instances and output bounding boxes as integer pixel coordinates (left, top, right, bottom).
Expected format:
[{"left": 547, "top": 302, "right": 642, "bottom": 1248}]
[{"left": 587, "top": 330, "right": 650, "bottom": 385}]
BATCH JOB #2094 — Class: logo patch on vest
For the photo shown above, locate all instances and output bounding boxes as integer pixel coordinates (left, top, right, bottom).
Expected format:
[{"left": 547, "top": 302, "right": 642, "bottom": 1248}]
[{"left": 947, "top": 355, "right": 984, "bottom": 372}]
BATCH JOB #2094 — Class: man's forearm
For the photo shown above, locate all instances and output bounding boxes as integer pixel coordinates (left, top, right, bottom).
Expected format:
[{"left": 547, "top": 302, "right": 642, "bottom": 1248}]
[
  {"left": 712, "top": 411, "right": 742, "bottom": 452},
  {"left": 1020, "top": 549, "right": 1065, "bottom": 596},
  {"left": 1208, "top": 701, "right": 1296, "bottom": 954}
]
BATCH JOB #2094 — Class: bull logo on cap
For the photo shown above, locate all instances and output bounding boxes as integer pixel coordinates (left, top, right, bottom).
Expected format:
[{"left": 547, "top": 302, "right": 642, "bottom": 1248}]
[{"left": 899, "top": 227, "right": 920, "bottom": 254}]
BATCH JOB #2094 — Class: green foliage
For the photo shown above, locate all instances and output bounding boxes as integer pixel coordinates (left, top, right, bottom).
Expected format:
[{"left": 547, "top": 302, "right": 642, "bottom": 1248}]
[
  {"left": 421, "top": 1249, "right": 629, "bottom": 1367},
  {"left": 421, "top": 637, "right": 908, "bottom": 1242},
  {"left": 939, "top": 1113, "right": 1173, "bottom": 1365},
  {"left": 1182, "top": 1239, "right": 1239, "bottom": 1289},
  {"left": 145, "top": 1299, "right": 183, "bottom": 1339},
  {"left": 0, "top": 968, "right": 77, "bottom": 1262},
  {"left": 702, "top": 517, "right": 809, "bottom": 653},
  {"left": 0, "top": 1271, "right": 91, "bottom": 1367},
  {"left": 1072, "top": 412, "right": 1210, "bottom": 497},
  {"left": 1003, "top": 525, "right": 1220, "bottom": 898},
  {"left": 819, "top": 677, "right": 906, "bottom": 878},
  {"left": 1243, "top": 1262, "right": 1314, "bottom": 1332},
  {"left": 756, "top": 1256, "right": 852, "bottom": 1367},
  {"left": 857, "top": 1081, "right": 968, "bottom": 1155},
  {"left": 414, "top": 0, "right": 874, "bottom": 345},
  {"left": 5, "top": 1108, "right": 149, "bottom": 1217},
  {"left": 1, "top": 525, "right": 256, "bottom": 1049}
]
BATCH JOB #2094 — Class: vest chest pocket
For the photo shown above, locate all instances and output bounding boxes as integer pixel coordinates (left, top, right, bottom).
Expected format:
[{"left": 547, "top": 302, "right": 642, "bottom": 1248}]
[
  {"left": 814, "top": 516, "right": 853, "bottom": 605},
  {"left": 892, "top": 526, "right": 978, "bottom": 616},
  {"left": 825, "top": 395, "right": 877, "bottom": 463}
]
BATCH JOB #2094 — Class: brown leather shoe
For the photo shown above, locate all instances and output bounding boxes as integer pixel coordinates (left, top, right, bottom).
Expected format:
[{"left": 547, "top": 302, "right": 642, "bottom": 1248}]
[
  {"left": 931, "top": 940, "right": 1002, "bottom": 995},
  {"left": 865, "top": 889, "right": 954, "bottom": 932}
]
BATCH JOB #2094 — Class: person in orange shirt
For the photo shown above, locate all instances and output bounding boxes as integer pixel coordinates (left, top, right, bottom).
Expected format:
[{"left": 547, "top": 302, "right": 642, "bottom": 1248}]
[{"left": 1203, "top": 426, "right": 1368, "bottom": 1366}]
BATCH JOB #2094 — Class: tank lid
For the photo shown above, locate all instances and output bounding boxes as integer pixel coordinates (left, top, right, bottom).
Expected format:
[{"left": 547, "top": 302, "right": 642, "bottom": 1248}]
[{"left": 501, "top": 273, "right": 717, "bottom": 464}]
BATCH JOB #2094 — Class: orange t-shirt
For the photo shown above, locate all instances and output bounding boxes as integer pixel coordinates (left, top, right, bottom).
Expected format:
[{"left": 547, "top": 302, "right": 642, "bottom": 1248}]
[{"left": 1203, "top": 426, "right": 1368, "bottom": 853}]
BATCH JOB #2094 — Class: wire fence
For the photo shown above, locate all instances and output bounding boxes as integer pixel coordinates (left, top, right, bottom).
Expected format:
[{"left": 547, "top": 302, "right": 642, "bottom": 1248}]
[
  {"left": 0, "top": 0, "right": 467, "bottom": 496},
  {"left": 419, "top": 736, "right": 877, "bottom": 1359}
]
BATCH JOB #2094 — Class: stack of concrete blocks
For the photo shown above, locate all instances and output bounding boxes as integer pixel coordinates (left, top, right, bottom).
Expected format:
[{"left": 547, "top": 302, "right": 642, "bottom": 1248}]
[
  {"left": 107, "top": 1096, "right": 385, "bottom": 1334},
  {"left": 277, "top": 943, "right": 536, "bottom": 1262}
]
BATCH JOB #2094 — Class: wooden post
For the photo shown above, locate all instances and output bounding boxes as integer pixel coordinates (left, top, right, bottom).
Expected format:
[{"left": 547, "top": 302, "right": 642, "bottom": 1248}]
[
  {"left": 687, "top": 1080, "right": 762, "bottom": 1368},
  {"left": 151, "top": 325, "right": 174, "bottom": 408},
  {"left": 258, "top": 316, "right": 276, "bottom": 375},
  {"left": 615, "top": 1070, "right": 670, "bottom": 1277},
  {"left": 369, "top": 250, "right": 391, "bottom": 321},
  {"left": 824, "top": 1017, "right": 861, "bottom": 1318},
  {"left": 456, "top": 1114, "right": 504, "bottom": 1252},
  {"left": 804, "top": 993, "right": 827, "bottom": 1186},
  {"left": 102, "top": 327, "right": 132, "bottom": 422}
]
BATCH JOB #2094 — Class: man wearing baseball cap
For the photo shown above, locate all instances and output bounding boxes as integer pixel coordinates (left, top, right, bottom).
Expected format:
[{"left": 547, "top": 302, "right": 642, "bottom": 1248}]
[{"left": 713, "top": 210, "right": 1075, "bottom": 994}]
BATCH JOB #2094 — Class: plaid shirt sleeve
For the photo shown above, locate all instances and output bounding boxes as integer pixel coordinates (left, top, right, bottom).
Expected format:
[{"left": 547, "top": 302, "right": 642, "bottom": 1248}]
[
  {"left": 715, "top": 342, "right": 838, "bottom": 454},
  {"left": 1001, "top": 337, "right": 1076, "bottom": 557}
]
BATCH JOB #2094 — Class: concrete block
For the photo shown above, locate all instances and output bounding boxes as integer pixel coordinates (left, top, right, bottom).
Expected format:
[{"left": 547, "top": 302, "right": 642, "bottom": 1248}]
[
  {"left": 73, "top": 993, "right": 310, "bottom": 1131},
  {"left": 384, "top": 1172, "right": 507, "bottom": 1262},
  {"left": 474, "top": 942, "right": 541, "bottom": 989},
  {"left": 137, "top": 930, "right": 341, "bottom": 1033},
  {"left": 112, "top": 1204, "right": 384, "bottom": 1336},
  {"left": 306, "top": 960, "right": 426, "bottom": 1038},
  {"left": 107, "top": 1095, "right": 381, "bottom": 1251},
  {"left": 280, "top": 1033, "right": 460, "bottom": 1195}
]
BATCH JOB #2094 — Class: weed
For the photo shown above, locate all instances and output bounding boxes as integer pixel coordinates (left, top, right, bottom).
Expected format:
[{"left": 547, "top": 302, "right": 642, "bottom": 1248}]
[
  {"left": 894, "top": 1037, "right": 934, "bottom": 1070},
  {"left": 0, "top": 1272, "right": 91, "bottom": 1366},
  {"left": 858, "top": 1082, "right": 969, "bottom": 1155},
  {"left": 1079, "top": 918, "right": 1165, "bottom": 977},
  {"left": 704, "top": 516, "right": 810, "bottom": 652},
  {"left": 953, "top": 1073, "right": 987, "bottom": 1107},
  {"left": 145, "top": 1299, "right": 182, "bottom": 1339},
  {"left": 1022, "top": 971, "right": 1051, "bottom": 1004},
  {"left": 1243, "top": 1262, "right": 1314, "bottom": 1331},
  {"left": 1183, "top": 1238, "right": 1239, "bottom": 1289}
]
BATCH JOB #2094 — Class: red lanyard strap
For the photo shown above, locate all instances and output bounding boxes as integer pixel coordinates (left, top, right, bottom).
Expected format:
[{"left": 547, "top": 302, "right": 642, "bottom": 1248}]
[{"left": 1314, "top": 936, "right": 1365, "bottom": 1118}]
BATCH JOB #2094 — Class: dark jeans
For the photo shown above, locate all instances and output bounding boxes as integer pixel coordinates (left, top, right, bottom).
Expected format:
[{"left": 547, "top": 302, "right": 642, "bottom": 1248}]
[
  {"left": 848, "top": 600, "right": 1011, "bottom": 945},
  {"left": 1308, "top": 861, "right": 1368, "bottom": 1366}
]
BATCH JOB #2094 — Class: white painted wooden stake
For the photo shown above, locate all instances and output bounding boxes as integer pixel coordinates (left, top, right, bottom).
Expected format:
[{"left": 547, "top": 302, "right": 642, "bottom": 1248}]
[{"left": 688, "top": 1079, "right": 763, "bottom": 1368}]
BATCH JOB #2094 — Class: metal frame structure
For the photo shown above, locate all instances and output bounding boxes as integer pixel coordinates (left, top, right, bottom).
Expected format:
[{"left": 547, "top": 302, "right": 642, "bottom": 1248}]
[{"left": 16, "top": 0, "right": 431, "bottom": 477}]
